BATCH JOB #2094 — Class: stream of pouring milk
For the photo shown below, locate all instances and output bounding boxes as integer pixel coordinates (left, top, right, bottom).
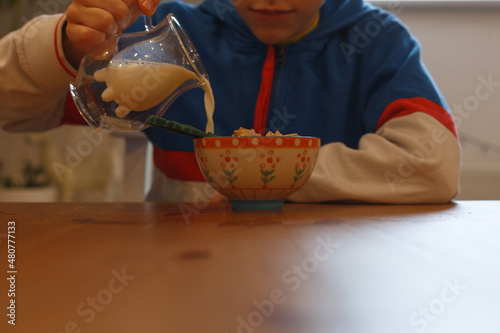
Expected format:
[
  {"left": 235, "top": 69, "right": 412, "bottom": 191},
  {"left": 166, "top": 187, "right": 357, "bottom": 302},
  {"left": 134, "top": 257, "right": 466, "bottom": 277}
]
[{"left": 94, "top": 61, "right": 215, "bottom": 133}]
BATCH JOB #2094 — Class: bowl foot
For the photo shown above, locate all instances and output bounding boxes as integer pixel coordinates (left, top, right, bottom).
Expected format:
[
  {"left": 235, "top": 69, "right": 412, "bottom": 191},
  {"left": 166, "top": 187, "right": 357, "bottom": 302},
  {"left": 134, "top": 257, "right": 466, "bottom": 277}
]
[{"left": 230, "top": 199, "right": 284, "bottom": 210}]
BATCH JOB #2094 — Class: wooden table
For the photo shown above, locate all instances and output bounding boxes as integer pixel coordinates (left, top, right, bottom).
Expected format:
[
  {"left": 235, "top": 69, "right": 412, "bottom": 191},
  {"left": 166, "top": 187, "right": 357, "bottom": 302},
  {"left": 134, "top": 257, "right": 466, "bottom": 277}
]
[{"left": 1, "top": 201, "right": 499, "bottom": 333}]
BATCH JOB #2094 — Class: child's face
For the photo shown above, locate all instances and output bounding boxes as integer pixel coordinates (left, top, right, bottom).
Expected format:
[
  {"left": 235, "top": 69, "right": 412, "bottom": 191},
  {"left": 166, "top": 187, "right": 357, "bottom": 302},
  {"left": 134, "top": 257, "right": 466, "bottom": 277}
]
[{"left": 232, "top": 0, "right": 324, "bottom": 44}]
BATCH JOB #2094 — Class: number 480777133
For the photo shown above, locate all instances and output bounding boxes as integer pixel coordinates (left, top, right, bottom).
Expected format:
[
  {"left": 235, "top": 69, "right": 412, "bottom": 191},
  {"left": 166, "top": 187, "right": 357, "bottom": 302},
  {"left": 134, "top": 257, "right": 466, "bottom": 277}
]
[{"left": 7, "top": 221, "right": 16, "bottom": 270}]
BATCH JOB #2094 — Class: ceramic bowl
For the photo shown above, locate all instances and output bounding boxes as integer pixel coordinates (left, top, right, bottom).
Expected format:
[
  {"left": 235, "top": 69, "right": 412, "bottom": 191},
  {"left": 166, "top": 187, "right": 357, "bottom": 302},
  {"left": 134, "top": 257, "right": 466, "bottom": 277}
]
[{"left": 193, "top": 136, "right": 321, "bottom": 210}]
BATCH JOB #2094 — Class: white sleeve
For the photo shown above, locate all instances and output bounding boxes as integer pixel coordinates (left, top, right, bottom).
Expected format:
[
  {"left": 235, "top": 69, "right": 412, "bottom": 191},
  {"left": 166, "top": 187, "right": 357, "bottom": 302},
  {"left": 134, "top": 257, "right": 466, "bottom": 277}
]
[
  {"left": 287, "top": 112, "right": 461, "bottom": 204},
  {"left": 0, "top": 14, "right": 77, "bottom": 132}
]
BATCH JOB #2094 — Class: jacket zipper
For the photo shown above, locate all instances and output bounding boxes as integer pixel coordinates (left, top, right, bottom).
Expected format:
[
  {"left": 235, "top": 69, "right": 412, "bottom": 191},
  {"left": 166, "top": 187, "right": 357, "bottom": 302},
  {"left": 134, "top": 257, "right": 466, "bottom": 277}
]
[
  {"left": 268, "top": 45, "right": 287, "bottom": 132},
  {"left": 276, "top": 44, "right": 286, "bottom": 67}
]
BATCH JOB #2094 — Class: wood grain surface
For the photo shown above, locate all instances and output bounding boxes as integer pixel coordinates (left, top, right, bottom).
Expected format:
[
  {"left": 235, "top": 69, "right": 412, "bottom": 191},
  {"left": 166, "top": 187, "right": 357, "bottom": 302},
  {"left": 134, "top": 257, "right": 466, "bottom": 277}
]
[{"left": 0, "top": 201, "right": 499, "bottom": 333}]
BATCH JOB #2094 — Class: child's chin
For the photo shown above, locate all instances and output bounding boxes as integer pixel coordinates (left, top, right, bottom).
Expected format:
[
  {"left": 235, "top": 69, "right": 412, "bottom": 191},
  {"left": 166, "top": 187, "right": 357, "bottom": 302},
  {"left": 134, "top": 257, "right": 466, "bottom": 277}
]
[{"left": 254, "top": 32, "right": 290, "bottom": 45}]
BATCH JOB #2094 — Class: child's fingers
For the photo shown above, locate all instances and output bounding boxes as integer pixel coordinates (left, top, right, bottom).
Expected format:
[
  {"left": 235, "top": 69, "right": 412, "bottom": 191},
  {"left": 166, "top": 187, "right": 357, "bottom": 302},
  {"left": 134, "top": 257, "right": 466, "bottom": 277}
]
[
  {"left": 66, "top": 6, "right": 118, "bottom": 37},
  {"left": 76, "top": 0, "right": 131, "bottom": 23},
  {"left": 65, "top": 23, "right": 105, "bottom": 55},
  {"left": 64, "top": 0, "right": 159, "bottom": 59},
  {"left": 65, "top": 0, "right": 143, "bottom": 57},
  {"left": 66, "top": 0, "right": 135, "bottom": 34},
  {"left": 138, "top": 0, "right": 160, "bottom": 17}
]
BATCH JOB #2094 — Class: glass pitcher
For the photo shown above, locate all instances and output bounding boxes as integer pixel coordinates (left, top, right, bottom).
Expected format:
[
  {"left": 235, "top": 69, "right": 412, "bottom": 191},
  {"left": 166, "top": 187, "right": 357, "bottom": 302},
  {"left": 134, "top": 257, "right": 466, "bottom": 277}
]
[{"left": 69, "top": 13, "right": 210, "bottom": 132}]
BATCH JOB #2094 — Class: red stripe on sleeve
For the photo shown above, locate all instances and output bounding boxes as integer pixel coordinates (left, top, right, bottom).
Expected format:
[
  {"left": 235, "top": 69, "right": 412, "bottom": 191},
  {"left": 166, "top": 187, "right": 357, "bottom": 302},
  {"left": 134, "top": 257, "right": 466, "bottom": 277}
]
[
  {"left": 376, "top": 97, "right": 458, "bottom": 138},
  {"left": 153, "top": 145, "right": 205, "bottom": 181},
  {"left": 59, "top": 92, "right": 87, "bottom": 126},
  {"left": 54, "top": 15, "right": 76, "bottom": 78},
  {"left": 253, "top": 45, "right": 276, "bottom": 134}
]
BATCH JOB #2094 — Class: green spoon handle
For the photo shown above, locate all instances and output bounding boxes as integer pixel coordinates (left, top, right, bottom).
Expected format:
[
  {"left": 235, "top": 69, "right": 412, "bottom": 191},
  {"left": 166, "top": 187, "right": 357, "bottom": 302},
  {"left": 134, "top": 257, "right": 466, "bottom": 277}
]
[{"left": 145, "top": 116, "right": 218, "bottom": 138}]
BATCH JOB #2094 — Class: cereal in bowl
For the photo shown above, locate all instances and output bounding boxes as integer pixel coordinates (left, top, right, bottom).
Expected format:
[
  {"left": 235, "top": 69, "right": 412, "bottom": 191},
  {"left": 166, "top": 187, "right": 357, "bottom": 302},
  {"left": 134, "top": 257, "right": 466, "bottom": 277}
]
[{"left": 232, "top": 127, "right": 299, "bottom": 137}]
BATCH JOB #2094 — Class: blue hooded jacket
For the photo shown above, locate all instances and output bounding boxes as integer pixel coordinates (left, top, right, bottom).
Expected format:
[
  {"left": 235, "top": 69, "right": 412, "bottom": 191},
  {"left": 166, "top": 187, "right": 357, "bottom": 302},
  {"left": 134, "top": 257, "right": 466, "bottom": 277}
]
[{"left": 125, "top": 0, "right": 455, "bottom": 181}]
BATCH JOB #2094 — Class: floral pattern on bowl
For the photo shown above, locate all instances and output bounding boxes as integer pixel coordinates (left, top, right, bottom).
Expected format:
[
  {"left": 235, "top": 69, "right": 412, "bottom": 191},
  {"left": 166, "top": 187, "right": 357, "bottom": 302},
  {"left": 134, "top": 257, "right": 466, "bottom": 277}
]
[{"left": 193, "top": 136, "right": 320, "bottom": 209}]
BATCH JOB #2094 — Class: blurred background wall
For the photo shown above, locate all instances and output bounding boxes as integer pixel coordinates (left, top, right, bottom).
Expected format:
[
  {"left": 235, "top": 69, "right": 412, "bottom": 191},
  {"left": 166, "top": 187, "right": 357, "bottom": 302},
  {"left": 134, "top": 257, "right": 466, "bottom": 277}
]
[
  {"left": 376, "top": 0, "right": 500, "bottom": 199},
  {"left": 1, "top": 0, "right": 499, "bottom": 201}
]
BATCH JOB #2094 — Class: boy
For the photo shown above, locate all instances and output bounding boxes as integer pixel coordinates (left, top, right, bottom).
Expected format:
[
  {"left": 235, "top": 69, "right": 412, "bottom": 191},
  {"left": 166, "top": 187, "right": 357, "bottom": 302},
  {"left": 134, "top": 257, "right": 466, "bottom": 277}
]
[{"left": 0, "top": 0, "right": 460, "bottom": 203}]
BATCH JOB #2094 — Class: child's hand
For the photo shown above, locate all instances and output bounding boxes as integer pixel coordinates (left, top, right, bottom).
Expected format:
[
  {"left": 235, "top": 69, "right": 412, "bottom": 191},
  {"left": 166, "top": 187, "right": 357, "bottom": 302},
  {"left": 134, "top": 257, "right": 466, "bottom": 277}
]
[{"left": 64, "top": 0, "right": 159, "bottom": 65}]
